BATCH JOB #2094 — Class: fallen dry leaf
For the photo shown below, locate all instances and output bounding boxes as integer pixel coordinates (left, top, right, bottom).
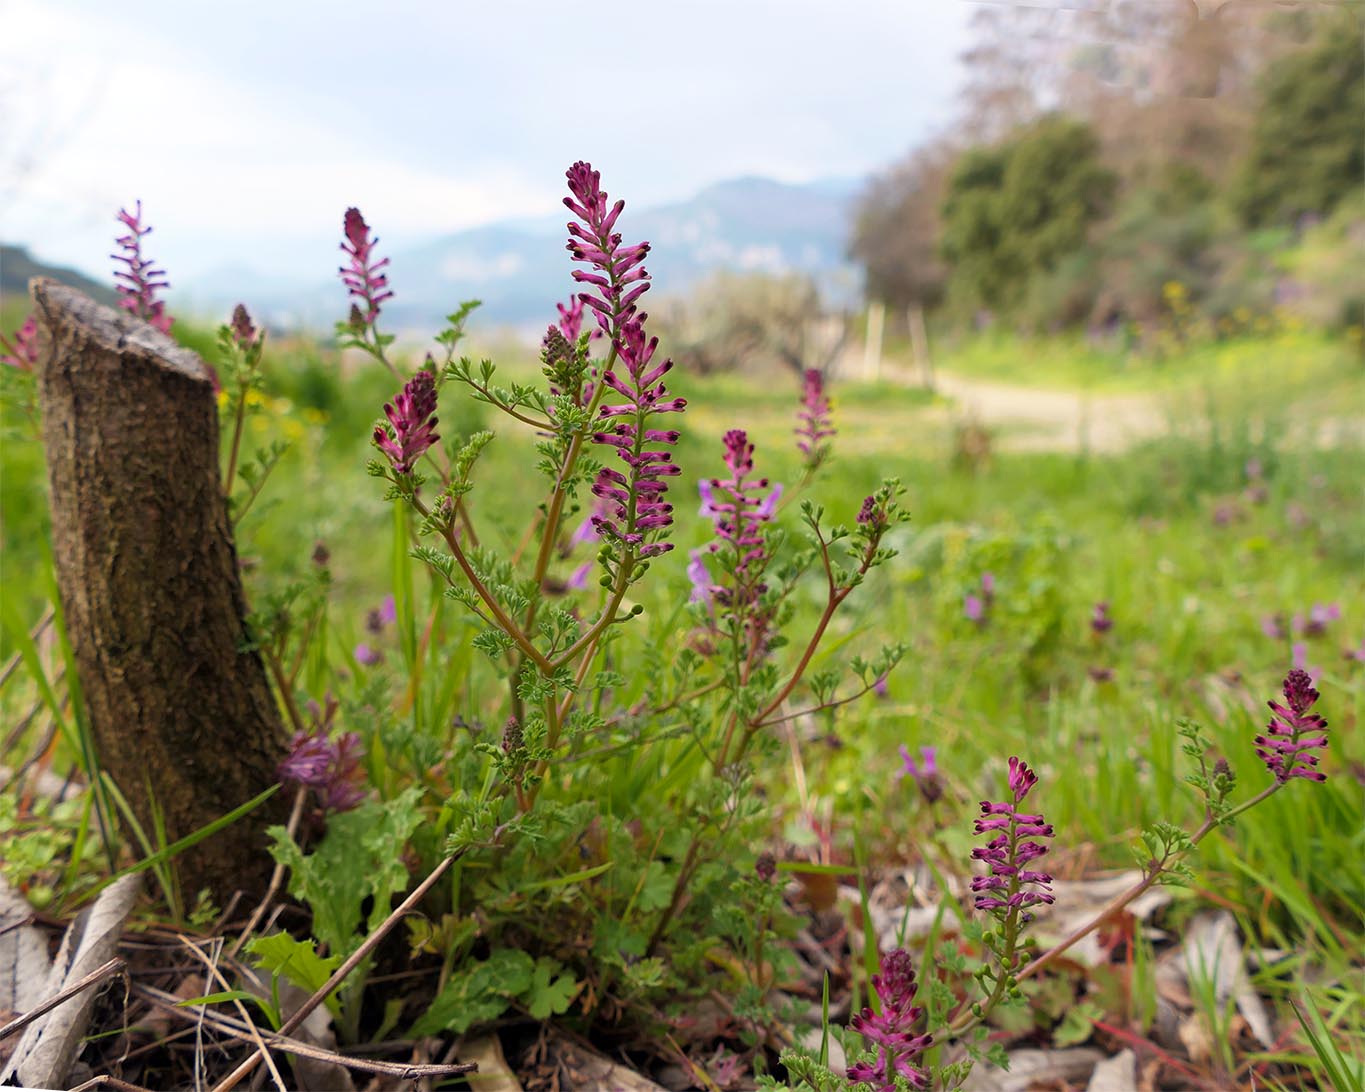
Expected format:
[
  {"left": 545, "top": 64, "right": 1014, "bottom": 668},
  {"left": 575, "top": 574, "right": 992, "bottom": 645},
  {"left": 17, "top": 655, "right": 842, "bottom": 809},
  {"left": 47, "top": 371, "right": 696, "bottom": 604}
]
[
  {"left": 1087, "top": 1047, "right": 1137, "bottom": 1092},
  {"left": 0, "top": 876, "right": 51, "bottom": 1018},
  {"left": 1178, "top": 910, "right": 1274, "bottom": 1049},
  {"left": 1, "top": 873, "right": 140, "bottom": 1089},
  {"left": 462, "top": 1032, "right": 523, "bottom": 1092},
  {"left": 962, "top": 1046, "right": 1105, "bottom": 1091}
]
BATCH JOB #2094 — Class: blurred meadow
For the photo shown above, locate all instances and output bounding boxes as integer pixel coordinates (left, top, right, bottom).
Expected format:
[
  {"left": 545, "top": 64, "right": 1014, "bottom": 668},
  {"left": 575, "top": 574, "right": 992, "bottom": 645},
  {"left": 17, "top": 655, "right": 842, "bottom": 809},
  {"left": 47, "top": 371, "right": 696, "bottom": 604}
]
[{"left": 1, "top": 3, "right": 1363, "bottom": 1090}]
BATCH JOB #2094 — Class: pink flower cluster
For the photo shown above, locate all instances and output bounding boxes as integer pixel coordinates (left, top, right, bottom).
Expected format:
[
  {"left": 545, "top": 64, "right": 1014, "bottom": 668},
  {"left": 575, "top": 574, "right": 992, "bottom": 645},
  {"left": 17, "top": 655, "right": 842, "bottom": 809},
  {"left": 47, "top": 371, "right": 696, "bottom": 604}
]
[
  {"left": 278, "top": 697, "right": 367, "bottom": 812},
  {"left": 847, "top": 948, "right": 933, "bottom": 1091},
  {"left": 374, "top": 370, "right": 440, "bottom": 474},
  {"left": 0, "top": 316, "right": 39, "bottom": 371},
  {"left": 565, "top": 161, "right": 650, "bottom": 336},
  {"left": 971, "top": 756, "right": 1055, "bottom": 917},
  {"left": 698, "top": 430, "right": 782, "bottom": 582},
  {"left": 1256, "top": 669, "right": 1329, "bottom": 783}
]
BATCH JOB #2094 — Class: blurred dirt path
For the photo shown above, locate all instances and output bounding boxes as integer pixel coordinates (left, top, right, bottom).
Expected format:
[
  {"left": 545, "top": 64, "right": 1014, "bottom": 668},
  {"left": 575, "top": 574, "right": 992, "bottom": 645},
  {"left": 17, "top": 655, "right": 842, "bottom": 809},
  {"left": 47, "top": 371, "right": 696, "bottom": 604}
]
[{"left": 924, "top": 368, "right": 1168, "bottom": 453}]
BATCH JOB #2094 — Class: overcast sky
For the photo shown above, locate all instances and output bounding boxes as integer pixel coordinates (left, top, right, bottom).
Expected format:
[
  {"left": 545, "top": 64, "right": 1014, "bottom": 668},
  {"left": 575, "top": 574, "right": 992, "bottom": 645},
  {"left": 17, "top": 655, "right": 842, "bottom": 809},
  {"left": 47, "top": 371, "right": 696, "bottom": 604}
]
[{"left": 1, "top": 0, "right": 972, "bottom": 287}]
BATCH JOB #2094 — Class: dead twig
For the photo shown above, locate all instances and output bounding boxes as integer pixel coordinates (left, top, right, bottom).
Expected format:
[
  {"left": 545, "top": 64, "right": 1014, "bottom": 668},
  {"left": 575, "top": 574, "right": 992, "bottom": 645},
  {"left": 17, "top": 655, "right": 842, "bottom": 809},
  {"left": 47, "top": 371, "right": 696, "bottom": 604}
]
[
  {"left": 0, "top": 956, "right": 126, "bottom": 1042},
  {"left": 133, "top": 984, "right": 476, "bottom": 1080},
  {"left": 68, "top": 1076, "right": 156, "bottom": 1092},
  {"left": 178, "top": 935, "right": 287, "bottom": 1092}
]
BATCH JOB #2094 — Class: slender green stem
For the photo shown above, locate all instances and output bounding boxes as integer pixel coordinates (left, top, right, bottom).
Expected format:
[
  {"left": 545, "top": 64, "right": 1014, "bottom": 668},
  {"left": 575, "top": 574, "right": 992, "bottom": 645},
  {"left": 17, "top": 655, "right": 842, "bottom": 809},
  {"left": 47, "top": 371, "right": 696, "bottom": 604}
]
[
  {"left": 223, "top": 392, "right": 248, "bottom": 498},
  {"left": 550, "top": 557, "right": 635, "bottom": 670},
  {"left": 411, "top": 497, "right": 552, "bottom": 674},
  {"left": 1015, "top": 781, "right": 1282, "bottom": 985}
]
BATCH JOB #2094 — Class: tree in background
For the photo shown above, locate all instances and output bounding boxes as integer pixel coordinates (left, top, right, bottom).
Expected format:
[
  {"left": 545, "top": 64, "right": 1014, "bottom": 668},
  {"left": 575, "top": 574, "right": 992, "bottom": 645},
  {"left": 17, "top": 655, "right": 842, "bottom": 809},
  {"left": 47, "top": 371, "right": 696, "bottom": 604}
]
[
  {"left": 939, "top": 116, "right": 1115, "bottom": 316},
  {"left": 848, "top": 142, "right": 952, "bottom": 314},
  {"left": 1232, "top": 14, "right": 1365, "bottom": 228},
  {"left": 660, "top": 271, "right": 849, "bottom": 378}
]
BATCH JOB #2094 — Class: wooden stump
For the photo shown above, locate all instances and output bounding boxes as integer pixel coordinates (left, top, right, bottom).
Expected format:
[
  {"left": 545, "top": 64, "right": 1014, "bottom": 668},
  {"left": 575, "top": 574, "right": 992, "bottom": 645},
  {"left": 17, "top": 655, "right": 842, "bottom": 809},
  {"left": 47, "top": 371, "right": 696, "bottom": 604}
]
[{"left": 31, "top": 279, "right": 287, "bottom": 903}]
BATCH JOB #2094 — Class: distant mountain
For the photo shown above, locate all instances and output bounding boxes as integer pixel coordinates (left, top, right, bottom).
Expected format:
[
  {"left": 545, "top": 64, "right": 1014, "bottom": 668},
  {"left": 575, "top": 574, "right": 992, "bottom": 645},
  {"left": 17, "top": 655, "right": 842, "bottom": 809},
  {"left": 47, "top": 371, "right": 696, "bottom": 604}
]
[
  {"left": 1, "top": 245, "right": 119, "bottom": 309},
  {"left": 179, "top": 175, "right": 865, "bottom": 332}
]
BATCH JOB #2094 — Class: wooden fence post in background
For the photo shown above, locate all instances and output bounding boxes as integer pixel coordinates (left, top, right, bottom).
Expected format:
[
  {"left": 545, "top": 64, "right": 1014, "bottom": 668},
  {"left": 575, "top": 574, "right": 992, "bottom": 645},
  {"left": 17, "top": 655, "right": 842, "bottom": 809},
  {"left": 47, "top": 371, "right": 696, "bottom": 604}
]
[
  {"left": 31, "top": 279, "right": 287, "bottom": 903},
  {"left": 862, "top": 299, "right": 885, "bottom": 382}
]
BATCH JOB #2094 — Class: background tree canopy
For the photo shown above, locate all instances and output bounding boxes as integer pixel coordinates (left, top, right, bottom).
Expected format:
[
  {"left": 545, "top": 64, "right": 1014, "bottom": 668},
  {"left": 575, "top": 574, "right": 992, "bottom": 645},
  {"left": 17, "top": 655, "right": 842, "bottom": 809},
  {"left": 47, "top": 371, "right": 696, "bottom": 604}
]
[
  {"left": 1232, "top": 15, "right": 1365, "bottom": 228},
  {"left": 940, "top": 116, "right": 1115, "bottom": 315},
  {"left": 850, "top": 4, "right": 1365, "bottom": 339}
]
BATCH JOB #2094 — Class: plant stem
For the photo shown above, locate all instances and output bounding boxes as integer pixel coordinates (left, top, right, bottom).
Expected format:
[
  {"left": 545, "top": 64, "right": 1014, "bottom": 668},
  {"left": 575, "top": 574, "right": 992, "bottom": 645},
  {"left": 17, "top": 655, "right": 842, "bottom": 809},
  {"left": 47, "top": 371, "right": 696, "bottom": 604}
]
[
  {"left": 223, "top": 391, "right": 248, "bottom": 498},
  {"left": 412, "top": 498, "right": 552, "bottom": 674},
  {"left": 1017, "top": 781, "right": 1281, "bottom": 985}
]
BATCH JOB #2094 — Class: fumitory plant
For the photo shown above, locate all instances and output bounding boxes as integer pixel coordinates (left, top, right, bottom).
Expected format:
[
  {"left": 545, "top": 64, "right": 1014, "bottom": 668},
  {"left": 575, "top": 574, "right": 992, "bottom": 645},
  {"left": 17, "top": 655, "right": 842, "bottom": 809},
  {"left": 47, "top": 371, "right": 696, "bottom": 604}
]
[{"left": 246, "top": 160, "right": 909, "bottom": 1043}]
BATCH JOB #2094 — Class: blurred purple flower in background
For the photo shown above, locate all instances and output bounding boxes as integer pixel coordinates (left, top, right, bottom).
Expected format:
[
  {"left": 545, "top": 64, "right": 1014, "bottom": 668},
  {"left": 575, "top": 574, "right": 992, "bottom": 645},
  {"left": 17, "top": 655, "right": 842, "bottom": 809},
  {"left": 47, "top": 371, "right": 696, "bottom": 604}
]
[
  {"left": 112, "top": 201, "right": 173, "bottom": 334},
  {"left": 279, "top": 698, "right": 368, "bottom": 813},
  {"left": 354, "top": 642, "right": 381, "bottom": 666},
  {"left": 898, "top": 744, "right": 942, "bottom": 804},
  {"left": 1292, "top": 642, "right": 1321, "bottom": 683},
  {"left": 1090, "top": 601, "right": 1113, "bottom": 634},
  {"left": 1, "top": 316, "right": 40, "bottom": 372},
  {"left": 340, "top": 207, "right": 394, "bottom": 327},
  {"left": 1303, "top": 602, "right": 1340, "bottom": 637},
  {"left": 567, "top": 562, "right": 593, "bottom": 591},
  {"left": 795, "top": 368, "right": 836, "bottom": 472},
  {"left": 687, "top": 548, "right": 714, "bottom": 606}
]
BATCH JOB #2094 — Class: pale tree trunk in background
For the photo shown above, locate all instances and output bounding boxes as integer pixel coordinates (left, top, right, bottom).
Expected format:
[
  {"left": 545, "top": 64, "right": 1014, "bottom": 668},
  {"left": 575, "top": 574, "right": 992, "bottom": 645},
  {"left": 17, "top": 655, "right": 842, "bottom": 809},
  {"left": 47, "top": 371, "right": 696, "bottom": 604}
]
[
  {"left": 908, "top": 303, "right": 934, "bottom": 390},
  {"left": 31, "top": 279, "right": 286, "bottom": 903},
  {"left": 862, "top": 300, "right": 884, "bottom": 382}
]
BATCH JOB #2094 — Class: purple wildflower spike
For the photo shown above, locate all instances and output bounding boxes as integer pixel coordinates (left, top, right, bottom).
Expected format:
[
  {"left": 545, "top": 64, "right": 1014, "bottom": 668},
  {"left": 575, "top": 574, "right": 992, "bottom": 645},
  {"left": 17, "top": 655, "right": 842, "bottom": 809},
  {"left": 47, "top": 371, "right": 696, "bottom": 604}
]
[
  {"left": 340, "top": 207, "right": 394, "bottom": 326},
  {"left": 374, "top": 371, "right": 440, "bottom": 474},
  {"left": 564, "top": 161, "right": 650, "bottom": 337},
  {"left": 588, "top": 316, "right": 685, "bottom": 557},
  {"left": 795, "top": 368, "right": 835, "bottom": 471},
  {"left": 696, "top": 429, "right": 784, "bottom": 653},
  {"left": 563, "top": 164, "right": 687, "bottom": 558},
  {"left": 1255, "top": 669, "right": 1329, "bottom": 783},
  {"left": 0, "top": 315, "right": 39, "bottom": 371},
  {"left": 971, "top": 757, "right": 1055, "bottom": 917},
  {"left": 229, "top": 303, "right": 259, "bottom": 349},
  {"left": 847, "top": 948, "right": 933, "bottom": 1091},
  {"left": 112, "top": 202, "right": 172, "bottom": 333}
]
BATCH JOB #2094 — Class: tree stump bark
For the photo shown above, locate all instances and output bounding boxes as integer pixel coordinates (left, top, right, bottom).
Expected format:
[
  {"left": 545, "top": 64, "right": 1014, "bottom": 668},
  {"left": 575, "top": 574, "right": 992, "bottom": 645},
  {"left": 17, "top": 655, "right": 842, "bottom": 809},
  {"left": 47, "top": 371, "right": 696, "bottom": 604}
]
[{"left": 32, "top": 279, "right": 287, "bottom": 903}]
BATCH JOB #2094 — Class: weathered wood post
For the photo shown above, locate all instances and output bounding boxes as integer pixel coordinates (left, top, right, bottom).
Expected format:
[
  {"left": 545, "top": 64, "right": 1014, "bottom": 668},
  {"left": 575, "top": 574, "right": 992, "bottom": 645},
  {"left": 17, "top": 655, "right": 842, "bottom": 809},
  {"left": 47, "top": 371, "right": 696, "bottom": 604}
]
[{"left": 31, "top": 279, "right": 287, "bottom": 902}]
